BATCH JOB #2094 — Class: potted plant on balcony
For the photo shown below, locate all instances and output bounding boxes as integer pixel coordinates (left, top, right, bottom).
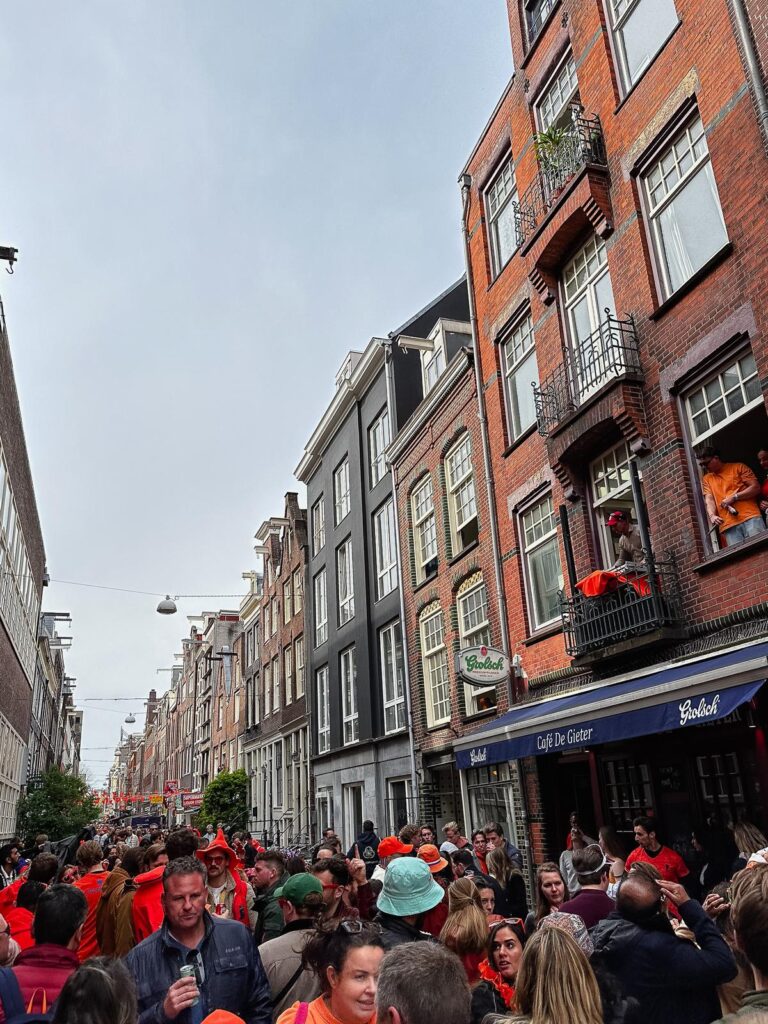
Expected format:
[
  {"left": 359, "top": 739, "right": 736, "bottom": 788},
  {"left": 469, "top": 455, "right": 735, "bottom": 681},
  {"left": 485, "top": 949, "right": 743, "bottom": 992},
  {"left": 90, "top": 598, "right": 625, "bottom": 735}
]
[{"left": 534, "top": 125, "right": 574, "bottom": 202}]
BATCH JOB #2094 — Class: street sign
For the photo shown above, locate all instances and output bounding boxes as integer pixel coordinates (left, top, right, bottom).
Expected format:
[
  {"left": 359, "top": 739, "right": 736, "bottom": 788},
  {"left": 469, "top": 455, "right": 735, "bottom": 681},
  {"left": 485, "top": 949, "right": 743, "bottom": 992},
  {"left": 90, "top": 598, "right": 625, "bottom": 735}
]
[
  {"left": 183, "top": 792, "right": 203, "bottom": 810},
  {"left": 455, "top": 645, "right": 510, "bottom": 687}
]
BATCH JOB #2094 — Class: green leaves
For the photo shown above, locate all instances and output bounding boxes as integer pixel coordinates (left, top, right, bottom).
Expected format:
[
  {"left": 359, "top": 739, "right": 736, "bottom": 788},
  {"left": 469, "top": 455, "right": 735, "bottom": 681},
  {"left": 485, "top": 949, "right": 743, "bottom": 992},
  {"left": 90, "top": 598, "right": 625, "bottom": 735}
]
[
  {"left": 196, "top": 769, "right": 248, "bottom": 832},
  {"left": 17, "top": 768, "right": 99, "bottom": 844}
]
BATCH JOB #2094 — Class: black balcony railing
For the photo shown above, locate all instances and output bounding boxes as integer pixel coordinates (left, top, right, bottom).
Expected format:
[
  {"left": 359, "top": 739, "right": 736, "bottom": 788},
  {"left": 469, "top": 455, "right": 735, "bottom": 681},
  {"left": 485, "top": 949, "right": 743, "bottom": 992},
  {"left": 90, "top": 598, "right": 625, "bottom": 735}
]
[
  {"left": 514, "top": 111, "right": 607, "bottom": 246},
  {"left": 560, "top": 556, "right": 684, "bottom": 658},
  {"left": 533, "top": 311, "right": 641, "bottom": 435},
  {"left": 526, "top": 0, "right": 558, "bottom": 45}
]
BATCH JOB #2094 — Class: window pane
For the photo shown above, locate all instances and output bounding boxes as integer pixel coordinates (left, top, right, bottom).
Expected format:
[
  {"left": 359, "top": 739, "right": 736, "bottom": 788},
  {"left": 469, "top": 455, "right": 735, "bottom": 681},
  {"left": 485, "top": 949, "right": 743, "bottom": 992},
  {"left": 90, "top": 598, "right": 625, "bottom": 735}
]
[
  {"left": 619, "top": 0, "right": 678, "bottom": 86},
  {"left": 657, "top": 161, "right": 728, "bottom": 294},
  {"left": 529, "top": 538, "right": 562, "bottom": 626}
]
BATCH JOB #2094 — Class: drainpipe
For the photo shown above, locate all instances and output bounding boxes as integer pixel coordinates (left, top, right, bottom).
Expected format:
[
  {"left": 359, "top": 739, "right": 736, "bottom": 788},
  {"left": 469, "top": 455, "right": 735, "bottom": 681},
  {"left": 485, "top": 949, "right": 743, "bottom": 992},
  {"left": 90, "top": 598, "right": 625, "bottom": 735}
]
[
  {"left": 729, "top": 0, "right": 768, "bottom": 146},
  {"left": 381, "top": 339, "right": 420, "bottom": 817},
  {"left": 459, "top": 174, "right": 535, "bottom": 894}
]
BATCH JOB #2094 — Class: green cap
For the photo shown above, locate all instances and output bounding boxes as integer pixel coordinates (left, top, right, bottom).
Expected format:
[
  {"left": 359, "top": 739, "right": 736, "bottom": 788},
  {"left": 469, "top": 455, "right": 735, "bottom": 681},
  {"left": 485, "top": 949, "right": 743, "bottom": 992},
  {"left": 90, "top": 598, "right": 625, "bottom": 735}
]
[{"left": 274, "top": 872, "right": 323, "bottom": 905}]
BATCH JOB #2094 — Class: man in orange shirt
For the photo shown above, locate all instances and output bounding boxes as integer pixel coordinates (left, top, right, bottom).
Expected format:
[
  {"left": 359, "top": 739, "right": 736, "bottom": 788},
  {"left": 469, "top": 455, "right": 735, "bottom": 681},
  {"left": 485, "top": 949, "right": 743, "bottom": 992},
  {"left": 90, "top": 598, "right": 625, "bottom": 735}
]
[
  {"left": 625, "top": 816, "right": 691, "bottom": 888},
  {"left": 698, "top": 446, "right": 765, "bottom": 547},
  {"left": 72, "top": 840, "right": 109, "bottom": 960}
]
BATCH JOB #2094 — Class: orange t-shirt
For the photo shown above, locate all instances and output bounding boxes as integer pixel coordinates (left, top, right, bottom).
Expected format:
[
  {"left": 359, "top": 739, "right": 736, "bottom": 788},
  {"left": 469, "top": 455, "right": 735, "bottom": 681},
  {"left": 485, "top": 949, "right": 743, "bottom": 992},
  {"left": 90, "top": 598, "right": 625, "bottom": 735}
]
[
  {"left": 278, "top": 997, "right": 375, "bottom": 1024},
  {"left": 702, "top": 462, "right": 761, "bottom": 533},
  {"left": 73, "top": 870, "right": 109, "bottom": 960}
]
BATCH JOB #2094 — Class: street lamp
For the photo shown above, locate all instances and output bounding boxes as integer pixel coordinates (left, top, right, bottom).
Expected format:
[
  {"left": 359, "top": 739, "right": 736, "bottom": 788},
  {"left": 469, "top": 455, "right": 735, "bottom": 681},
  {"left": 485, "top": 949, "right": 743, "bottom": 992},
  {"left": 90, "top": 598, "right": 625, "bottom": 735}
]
[{"left": 156, "top": 593, "right": 242, "bottom": 615}]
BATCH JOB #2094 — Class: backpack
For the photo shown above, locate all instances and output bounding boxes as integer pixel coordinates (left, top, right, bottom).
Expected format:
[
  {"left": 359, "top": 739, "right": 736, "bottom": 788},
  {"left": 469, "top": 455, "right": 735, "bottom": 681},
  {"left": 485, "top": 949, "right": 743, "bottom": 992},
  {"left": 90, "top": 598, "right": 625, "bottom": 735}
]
[{"left": 0, "top": 969, "right": 55, "bottom": 1024}]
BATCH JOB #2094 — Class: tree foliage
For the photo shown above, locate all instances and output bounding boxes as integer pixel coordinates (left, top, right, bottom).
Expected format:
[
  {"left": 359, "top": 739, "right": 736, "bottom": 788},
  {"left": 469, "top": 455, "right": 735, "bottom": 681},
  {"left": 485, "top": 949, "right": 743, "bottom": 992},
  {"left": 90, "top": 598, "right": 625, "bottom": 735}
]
[
  {"left": 196, "top": 769, "right": 248, "bottom": 832},
  {"left": 16, "top": 768, "right": 98, "bottom": 844}
]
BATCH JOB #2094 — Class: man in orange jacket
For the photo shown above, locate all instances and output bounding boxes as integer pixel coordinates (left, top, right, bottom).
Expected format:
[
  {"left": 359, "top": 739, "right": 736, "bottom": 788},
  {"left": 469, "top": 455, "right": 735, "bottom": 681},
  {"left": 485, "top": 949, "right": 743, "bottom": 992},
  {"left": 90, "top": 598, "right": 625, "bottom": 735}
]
[
  {"left": 197, "top": 829, "right": 256, "bottom": 929},
  {"left": 132, "top": 828, "right": 200, "bottom": 943}
]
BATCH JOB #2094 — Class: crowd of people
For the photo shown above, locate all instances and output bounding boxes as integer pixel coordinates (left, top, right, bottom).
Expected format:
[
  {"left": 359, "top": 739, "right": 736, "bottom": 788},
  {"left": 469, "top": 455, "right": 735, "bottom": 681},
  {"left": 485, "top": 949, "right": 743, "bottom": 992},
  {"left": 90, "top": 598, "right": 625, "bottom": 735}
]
[{"left": 0, "top": 812, "right": 765, "bottom": 1024}]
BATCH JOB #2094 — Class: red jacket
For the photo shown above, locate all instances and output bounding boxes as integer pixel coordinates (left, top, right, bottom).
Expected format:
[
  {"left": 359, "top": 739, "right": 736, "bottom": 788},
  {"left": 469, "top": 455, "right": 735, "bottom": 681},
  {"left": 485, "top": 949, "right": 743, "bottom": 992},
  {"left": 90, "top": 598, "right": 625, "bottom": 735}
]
[
  {"left": 0, "top": 876, "right": 25, "bottom": 917},
  {"left": 131, "top": 865, "right": 165, "bottom": 942},
  {"left": 0, "top": 944, "right": 79, "bottom": 1023},
  {"left": 4, "top": 907, "right": 33, "bottom": 951},
  {"left": 230, "top": 873, "right": 250, "bottom": 926},
  {"left": 73, "top": 870, "right": 109, "bottom": 961}
]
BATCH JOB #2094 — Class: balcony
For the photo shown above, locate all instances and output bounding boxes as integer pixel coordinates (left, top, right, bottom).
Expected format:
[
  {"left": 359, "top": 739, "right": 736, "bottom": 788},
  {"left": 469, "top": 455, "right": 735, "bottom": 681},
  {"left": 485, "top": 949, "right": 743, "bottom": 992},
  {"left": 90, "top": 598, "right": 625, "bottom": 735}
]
[
  {"left": 533, "top": 312, "right": 642, "bottom": 436},
  {"left": 560, "top": 557, "right": 685, "bottom": 663},
  {"left": 514, "top": 112, "right": 607, "bottom": 249}
]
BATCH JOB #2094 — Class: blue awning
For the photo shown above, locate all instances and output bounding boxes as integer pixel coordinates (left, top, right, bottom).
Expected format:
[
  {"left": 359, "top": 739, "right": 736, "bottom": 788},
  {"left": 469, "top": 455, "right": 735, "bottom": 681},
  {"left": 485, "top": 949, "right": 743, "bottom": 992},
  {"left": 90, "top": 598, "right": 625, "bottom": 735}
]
[{"left": 454, "top": 641, "right": 768, "bottom": 771}]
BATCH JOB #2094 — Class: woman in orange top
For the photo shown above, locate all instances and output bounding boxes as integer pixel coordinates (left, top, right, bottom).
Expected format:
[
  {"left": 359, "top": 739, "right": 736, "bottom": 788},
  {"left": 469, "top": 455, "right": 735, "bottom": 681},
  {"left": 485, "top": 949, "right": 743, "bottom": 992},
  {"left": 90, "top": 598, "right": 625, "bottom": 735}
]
[{"left": 277, "top": 919, "right": 384, "bottom": 1024}]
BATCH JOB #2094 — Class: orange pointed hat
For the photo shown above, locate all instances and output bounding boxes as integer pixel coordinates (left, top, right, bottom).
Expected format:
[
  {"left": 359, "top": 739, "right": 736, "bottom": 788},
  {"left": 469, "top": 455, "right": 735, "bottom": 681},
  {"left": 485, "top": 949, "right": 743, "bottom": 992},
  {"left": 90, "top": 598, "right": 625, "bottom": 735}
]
[{"left": 196, "top": 828, "right": 238, "bottom": 871}]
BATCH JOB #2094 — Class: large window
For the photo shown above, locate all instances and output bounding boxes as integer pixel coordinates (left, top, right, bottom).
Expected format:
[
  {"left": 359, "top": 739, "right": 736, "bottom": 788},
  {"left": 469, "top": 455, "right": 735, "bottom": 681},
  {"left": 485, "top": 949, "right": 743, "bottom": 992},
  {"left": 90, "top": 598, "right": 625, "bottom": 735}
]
[
  {"left": 458, "top": 577, "right": 496, "bottom": 716},
  {"left": 369, "top": 408, "right": 391, "bottom": 487},
  {"left": 262, "top": 601, "right": 270, "bottom": 642},
  {"left": 341, "top": 646, "right": 359, "bottom": 745},
  {"left": 607, "top": 0, "right": 678, "bottom": 90},
  {"left": 311, "top": 497, "right": 325, "bottom": 555},
  {"left": 283, "top": 580, "right": 292, "bottom": 623},
  {"left": 316, "top": 666, "right": 330, "bottom": 754},
  {"left": 295, "top": 637, "right": 305, "bottom": 698},
  {"left": 380, "top": 620, "right": 405, "bottom": 734},
  {"left": 284, "top": 646, "right": 293, "bottom": 704},
  {"left": 485, "top": 156, "right": 518, "bottom": 278},
  {"left": 526, "top": 0, "right": 557, "bottom": 44},
  {"left": 334, "top": 458, "right": 351, "bottom": 525},
  {"left": 0, "top": 449, "right": 39, "bottom": 683},
  {"left": 536, "top": 53, "right": 578, "bottom": 132},
  {"left": 272, "top": 655, "right": 280, "bottom": 711},
  {"left": 342, "top": 783, "right": 364, "bottom": 849},
  {"left": 591, "top": 442, "right": 638, "bottom": 566},
  {"left": 293, "top": 568, "right": 303, "bottom": 614},
  {"left": 642, "top": 114, "right": 728, "bottom": 299},
  {"left": 446, "top": 434, "right": 478, "bottom": 554},
  {"left": 521, "top": 494, "right": 564, "bottom": 630},
  {"left": 502, "top": 313, "right": 538, "bottom": 441},
  {"left": 563, "top": 235, "right": 617, "bottom": 399},
  {"left": 685, "top": 351, "right": 761, "bottom": 445},
  {"left": 337, "top": 538, "right": 355, "bottom": 625},
  {"left": 420, "top": 605, "right": 450, "bottom": 727},
  {"left": 422, "top": 340, "right": 446, "bottom": 395},
  {"left": 314, "top": 568, "right": 327, "bottom": 647},
  {"left": 271, "top": 597, "right": 278, "bottom": 636},
  {"left": 374, "top": 499, "right": 398, "bottom": 599},
  {"left": 412, "top": 476, "right": 438, "bottom": 582},
  {"left": 263, "top": 662, "right": 271, "bottom": 717}
]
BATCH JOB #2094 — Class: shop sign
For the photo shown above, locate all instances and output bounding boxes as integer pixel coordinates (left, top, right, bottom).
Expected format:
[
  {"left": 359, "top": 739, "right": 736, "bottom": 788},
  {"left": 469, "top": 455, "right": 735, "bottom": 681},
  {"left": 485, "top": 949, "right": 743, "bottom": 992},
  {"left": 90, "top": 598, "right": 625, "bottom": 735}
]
[
  {"left": 183, "top": 792, "right": 204, "bottom": 810},
  {"left": 163, "top": 780, "right": 179, "bottom": 795},
  {"left": 455, "top": 645, "right": 509, "bottom": 687}
]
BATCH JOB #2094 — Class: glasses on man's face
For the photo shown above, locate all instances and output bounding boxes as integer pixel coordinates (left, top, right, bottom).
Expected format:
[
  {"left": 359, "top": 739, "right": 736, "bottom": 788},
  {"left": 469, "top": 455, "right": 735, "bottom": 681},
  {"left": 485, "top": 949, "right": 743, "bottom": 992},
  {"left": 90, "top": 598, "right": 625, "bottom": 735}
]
[{"left": 207, "top": 856, "right": 226, "bottom": 865}]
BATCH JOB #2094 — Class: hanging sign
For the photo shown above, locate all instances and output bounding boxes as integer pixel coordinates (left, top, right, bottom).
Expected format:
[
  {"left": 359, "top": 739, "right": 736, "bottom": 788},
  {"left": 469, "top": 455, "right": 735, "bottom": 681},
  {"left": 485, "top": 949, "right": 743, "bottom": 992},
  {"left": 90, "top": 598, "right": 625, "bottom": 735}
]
[{"left": 455, "top": 645, "right": 510, "bottom": 687}]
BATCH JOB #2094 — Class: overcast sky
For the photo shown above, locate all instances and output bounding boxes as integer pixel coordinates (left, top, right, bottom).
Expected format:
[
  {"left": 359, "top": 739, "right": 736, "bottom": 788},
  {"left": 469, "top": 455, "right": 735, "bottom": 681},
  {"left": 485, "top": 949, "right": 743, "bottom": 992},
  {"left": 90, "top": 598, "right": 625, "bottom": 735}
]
[{"left": 0, "top": 2, "right": 512, "bottom": 786}]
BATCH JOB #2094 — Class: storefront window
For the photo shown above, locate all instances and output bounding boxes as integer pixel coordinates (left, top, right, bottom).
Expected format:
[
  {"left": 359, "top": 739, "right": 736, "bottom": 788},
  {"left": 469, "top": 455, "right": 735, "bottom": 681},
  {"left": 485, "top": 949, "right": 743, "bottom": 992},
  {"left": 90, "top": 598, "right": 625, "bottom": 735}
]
[
  {"left": 466, "top": 762, "right": 515, "bottom": 837},
  {"left": 602, "top": 757, "right": 652, "bottom": 833}
]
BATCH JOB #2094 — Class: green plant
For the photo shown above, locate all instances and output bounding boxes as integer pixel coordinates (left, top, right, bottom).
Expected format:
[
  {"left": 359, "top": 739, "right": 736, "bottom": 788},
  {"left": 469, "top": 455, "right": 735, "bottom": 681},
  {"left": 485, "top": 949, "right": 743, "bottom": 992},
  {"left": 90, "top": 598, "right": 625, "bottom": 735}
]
[
  {"left": 16, "top": 768, "right": 99, "bottom": 844},
  {"left": 533, "top": 125, "right": 571, "bottom": 173},
  {"left": 195, "top": 769, "right": 248, "bottom": 833}
]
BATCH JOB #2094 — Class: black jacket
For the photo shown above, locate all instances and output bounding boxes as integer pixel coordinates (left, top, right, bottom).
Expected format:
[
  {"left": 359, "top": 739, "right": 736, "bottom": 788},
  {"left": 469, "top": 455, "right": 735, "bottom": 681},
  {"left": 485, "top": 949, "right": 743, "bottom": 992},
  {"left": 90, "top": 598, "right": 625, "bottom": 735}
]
[
  {"left": 373, "top": 912, "right": 436, "bottom": 950},
  {"left": 347, "top": 831, "right": 380, "bottom": 879},
  {"left": 470, "top": 980, "right": 509, "bottom": 1024},
  {"left": 591, "top": 900, "right": 736, "bottom": 1024},
  {"left": 124, "top": 912, "right": 272, "bottom": 1024}
]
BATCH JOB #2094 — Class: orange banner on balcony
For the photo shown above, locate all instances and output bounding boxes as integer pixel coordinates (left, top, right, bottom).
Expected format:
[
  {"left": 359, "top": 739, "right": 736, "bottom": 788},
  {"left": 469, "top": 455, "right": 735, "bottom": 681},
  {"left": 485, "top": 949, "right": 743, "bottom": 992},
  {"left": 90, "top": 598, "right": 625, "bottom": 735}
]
[{"left": 576, "top": 569, "right": 651, "bottom": 598}]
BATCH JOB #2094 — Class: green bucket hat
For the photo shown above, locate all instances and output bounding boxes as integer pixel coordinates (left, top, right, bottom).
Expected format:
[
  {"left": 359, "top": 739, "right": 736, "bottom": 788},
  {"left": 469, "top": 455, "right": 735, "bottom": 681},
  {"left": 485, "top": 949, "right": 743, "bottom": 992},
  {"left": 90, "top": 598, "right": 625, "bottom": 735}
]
[
  {"left": 376, "top": 856, "right": 445, "bottom": 917},
  {"left": 274, "top": 873, "right": 323, "bottom": 905}
]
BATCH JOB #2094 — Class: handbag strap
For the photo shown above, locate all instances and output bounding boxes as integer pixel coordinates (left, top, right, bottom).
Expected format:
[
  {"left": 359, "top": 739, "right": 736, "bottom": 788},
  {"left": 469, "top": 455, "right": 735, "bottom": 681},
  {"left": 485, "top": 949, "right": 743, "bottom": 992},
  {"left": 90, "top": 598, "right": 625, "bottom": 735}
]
[
  {"left": 273, "top": 962, "right": 307, "bottom": 1008},
  {"left": 295, "top": 1002, "right": 310, "bottom": 1024}
]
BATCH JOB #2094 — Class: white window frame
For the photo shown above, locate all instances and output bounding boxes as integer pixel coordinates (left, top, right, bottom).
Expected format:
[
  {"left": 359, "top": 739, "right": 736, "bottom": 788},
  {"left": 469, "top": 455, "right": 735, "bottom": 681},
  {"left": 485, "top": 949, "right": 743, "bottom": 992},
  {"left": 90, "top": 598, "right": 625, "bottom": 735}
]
[
  {"left": 374, "top": 499, "right": 398, "bottom": 599},
  {"left": 271, "top": 597, "right": 278, "bottom": 637},
  {"left": 314, "top": 568, "right": 327, "bottom": 647},
  {"left": 563, "top": 235, "right": 616, "bottom": 400},
  {"left": 283, "top": 580, "right": 292, "bottom": 623},
  {"left": 502, "top": 313, "right": 539, "bottom": 441},
  {"left": 316, "top": 666, "right": 330, "bottom": 754},
  {"left": 607, "top": 0, "right": 679, "bottom": 92},
  {"left": 641, "top": 113, "right": 728, "bottom": 300},
  {"left": 272, "top": 655, "right": 280, "bottom": 711},
  {"left": 262, "top": 601, "right": 270, "bottom": 641},
  {"left": 342, "top": 783, "right": 364, "bottom": 850},
  {"left": 284, "top": 645, "right": 293, "bottom": 705},
  {"left": 341, "top": 646, "right": 359, "bottom": 745},
  {"left": 485, "top": 155, "right": 519, "bottom": 278},
  {"left": 380, "top": 620, "right": 405, "bottom": 735},
  {"left": 421, "top": 339, "right": 446, "bottom": 395},
  {"left": 311, "top": 497, "right": 325, "bottom": 555},
  {"left": 590, "top": 441, "right": 637, "bottom": 567},
  {"left": 458, "top": 579, "right": 496, "bottom": 716},
  {"left": 334, "top": 458, "right": 351, "bottom": 525},
  {"left": 337, "top": 538, "right": 355, "bottom": 625},
  {"left": 412, "top": 476, "right": 437, "bottom": 582},
  {"left": 420, "top": 606, "right": 451, "bottom": 727},
  {"left": 263, "top": 662, "right": 271, "bottom": 717},
  {"left": 369, "top": 408, "right": 391, "bottom": 487},
  {"left": 520, "top": 493, "right": 564, "bottom": 631},
  {"left": 293, "top": 568, "right": 303, "bottom": 614},
  {"left": 295, "top": 637, "right": 305, "bottom": 698},
  {"left": 685, "top": 349, "right": 762, "bottom": 446},
  {"left": 536, "top": 53, "right": 578, "bottom": 132},
  {"left": 445, "top": 434, "right": 477, "bottom": 555}
]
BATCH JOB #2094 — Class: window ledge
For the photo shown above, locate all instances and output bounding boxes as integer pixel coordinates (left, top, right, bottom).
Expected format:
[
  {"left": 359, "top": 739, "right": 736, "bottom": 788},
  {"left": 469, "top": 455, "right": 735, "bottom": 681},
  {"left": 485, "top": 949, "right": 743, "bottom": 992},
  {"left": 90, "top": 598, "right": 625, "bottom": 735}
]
[
  {"left": 413, "top": 573, "right": 439, "bottom": 596},
  {"left": 522, "top": 621, "right": 563, "bottom": 646},
  {"left": 503, "top": 423, "right": 539, "bottom": 458},
  {"left": 613, "top": 20, "right": 683, "bottom": 115},
  {"left": 463, "top": 707, "right": 499, "bottom": 725},
  {"left": 426, "top": 721, "right": 452, "bottom": 734},
  {"left": 692, "top": 528, "right": 768, "bottom": 574},
  {"left": 649, "top": 243, "right": 734, "bottom": 321},
  {"left": 449, "top": 538, "right": 481, "bottom": 567}
]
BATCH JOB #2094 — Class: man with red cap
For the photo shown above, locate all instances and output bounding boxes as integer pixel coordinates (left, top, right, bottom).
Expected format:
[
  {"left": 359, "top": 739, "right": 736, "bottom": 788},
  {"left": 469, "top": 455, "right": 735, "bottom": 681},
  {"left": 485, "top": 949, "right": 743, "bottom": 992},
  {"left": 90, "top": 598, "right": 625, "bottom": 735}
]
[
  {"left": 606, "top": 509, "right": 644, "bottom": 569},
  {"left": 371, "top": 836, "right": 413, "bottom": 883},
  {"left": 197, "top": 829, "right": 256, "bottom": 929}
]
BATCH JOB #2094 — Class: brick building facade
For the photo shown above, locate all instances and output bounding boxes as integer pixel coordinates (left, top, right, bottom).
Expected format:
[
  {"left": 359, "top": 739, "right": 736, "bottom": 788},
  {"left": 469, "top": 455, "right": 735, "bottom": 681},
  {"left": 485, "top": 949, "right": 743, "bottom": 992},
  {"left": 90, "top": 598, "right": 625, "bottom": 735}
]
[{"left": 452, "top": 0, "right": 768, "bottom": 863}]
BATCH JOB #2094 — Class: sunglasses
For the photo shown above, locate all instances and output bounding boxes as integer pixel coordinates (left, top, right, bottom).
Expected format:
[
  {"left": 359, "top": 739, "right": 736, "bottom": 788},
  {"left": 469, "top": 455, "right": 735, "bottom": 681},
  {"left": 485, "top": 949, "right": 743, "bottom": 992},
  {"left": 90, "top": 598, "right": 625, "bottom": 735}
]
[
  {"left": 492, "top": 917, "right": 524, "bottom": 930},
  {"left": 339, "top": 918, "right": 382, "bottom": 934}
]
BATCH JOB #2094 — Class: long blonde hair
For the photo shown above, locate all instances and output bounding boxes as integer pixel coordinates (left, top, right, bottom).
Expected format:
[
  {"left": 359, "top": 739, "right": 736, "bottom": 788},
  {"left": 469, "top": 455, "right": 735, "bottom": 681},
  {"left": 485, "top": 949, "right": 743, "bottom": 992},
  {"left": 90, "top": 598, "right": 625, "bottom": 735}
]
[
  {"left": 439, "top": 877, "right": 488, "bottom": 956},
  {"left": 733, "top": 822, "right": 768, "bottom": 856},
  {"left": 486, "top": 845, "right": 520, "bottom": 888},
  {"left": 513, "top": 928, "right": 602, "bottom": 1024}
]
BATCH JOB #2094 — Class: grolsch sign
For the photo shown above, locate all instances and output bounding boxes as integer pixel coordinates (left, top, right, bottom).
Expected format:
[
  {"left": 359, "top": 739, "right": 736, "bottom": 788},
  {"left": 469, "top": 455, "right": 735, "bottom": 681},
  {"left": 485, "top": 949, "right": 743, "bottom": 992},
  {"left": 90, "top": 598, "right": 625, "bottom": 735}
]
[{"left": 455, "top": 645, "right": 510, "bottom": 687}]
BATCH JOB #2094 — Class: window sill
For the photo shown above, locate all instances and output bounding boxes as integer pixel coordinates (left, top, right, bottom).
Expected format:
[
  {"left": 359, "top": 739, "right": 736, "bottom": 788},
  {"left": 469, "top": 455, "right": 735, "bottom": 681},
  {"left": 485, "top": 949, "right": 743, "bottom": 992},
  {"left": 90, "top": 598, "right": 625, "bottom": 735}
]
[
  {"left": 503, "top": 423, "right": 539, "bottom": 458},
  {"left": 692, "top": 528, "right": 768, "bottom": 574},
  {"left": 463, "top": 707, "right": 499, "bottom": 725},
  {"left": 649, "top": 243, "right": 734, "bottom": 321},
  {"left": 613, "top": 20, "right": 683, "bottom": 115},
  {"left": 522, "top": 621, "right": 563, "bottom": 646},
  {"left": 449, "top": 538, "right": 481, "bottom": 567},
  {"left": 426, "top": 721, "right": 452, "bottom": 734},
  {"left": 520, "top": 1, "right": 563, "bottom": 70},
  {"left": 414, "top": 573, "right": 439, "bottom": 596}
]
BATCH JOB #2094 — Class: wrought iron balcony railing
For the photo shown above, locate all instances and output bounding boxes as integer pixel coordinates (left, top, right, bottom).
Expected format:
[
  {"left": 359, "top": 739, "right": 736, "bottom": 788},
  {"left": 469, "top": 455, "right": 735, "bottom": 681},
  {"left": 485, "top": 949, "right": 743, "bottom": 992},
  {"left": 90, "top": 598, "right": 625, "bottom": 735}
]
[
  {"left": 560, "top": 556, "right": 684, "bottom": 658},
  {"left": 533, "top": 311, "right": 641, "bottom": 435},
  {"left": 514, "top": 112, "right": 607, "bottom": 246},
  {"left": 526, "top": 0, "right": 558, "bottom": 46}
]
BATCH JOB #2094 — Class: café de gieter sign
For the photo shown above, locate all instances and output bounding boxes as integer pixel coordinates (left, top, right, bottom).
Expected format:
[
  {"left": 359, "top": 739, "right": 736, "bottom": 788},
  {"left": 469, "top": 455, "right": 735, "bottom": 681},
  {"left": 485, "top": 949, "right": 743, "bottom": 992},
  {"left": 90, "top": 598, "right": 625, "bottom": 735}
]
[{"left": 455, "top": 645, "right": 510, "bottom": 687}]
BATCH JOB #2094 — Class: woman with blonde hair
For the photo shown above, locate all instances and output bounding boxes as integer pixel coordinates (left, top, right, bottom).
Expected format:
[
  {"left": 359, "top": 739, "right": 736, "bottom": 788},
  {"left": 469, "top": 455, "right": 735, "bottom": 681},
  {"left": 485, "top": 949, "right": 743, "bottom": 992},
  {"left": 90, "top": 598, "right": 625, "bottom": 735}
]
[
  {"left": 733, "top": 821, "right": 768, "bottom": 871},
  {"left": 523, "top": 862, "right": 568, "bottom": 935},
  {"left": 510, "top": 926, "right": 603, "bottom": 1024},
  {"left": 439, "top": 877, "right": 488, "bottom": 983},
  {"left": 486, "top": 846, "right": 528, "bottom": 919}
]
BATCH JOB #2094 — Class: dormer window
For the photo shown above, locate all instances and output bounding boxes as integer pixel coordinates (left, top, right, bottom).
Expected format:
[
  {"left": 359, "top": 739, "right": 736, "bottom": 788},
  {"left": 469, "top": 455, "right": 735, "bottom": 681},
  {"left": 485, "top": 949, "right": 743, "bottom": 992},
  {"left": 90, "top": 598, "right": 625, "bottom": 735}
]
[
  {"left": 423, "top": 343, "right": 445, "bottom": 394},
  {"left": 397, "top": 319, "right": 470, "bottom": 396}
]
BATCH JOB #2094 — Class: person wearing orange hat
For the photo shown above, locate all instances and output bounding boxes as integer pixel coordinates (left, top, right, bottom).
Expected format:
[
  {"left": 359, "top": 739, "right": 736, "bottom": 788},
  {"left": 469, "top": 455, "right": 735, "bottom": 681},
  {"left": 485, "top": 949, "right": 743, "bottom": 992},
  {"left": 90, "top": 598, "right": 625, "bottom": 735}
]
[
  {"left": 415, "top": 845, "right": 451, "bottom": 938},
  {"left": 197, "top": 829, "right": 256, "bottom": 930}
]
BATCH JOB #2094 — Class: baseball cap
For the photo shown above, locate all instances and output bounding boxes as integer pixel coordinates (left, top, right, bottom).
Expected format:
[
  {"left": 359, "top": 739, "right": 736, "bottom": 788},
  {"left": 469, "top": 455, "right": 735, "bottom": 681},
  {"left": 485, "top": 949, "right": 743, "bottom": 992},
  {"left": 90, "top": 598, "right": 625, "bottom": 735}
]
[
  {"left": 606, "top": 510, "right": 627, "bottom": 526},
  {"left": 274, "top": 873, "right": 323, "bottom": 904},
  {"left": 378, "top": 836, "right": 413, "bottom": 858},
  {"left": 377, "top": 857, "right": 445, "bottom": 916},
  {"left": 418, "top": 844, "right": 449, "bottom": 873}
]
